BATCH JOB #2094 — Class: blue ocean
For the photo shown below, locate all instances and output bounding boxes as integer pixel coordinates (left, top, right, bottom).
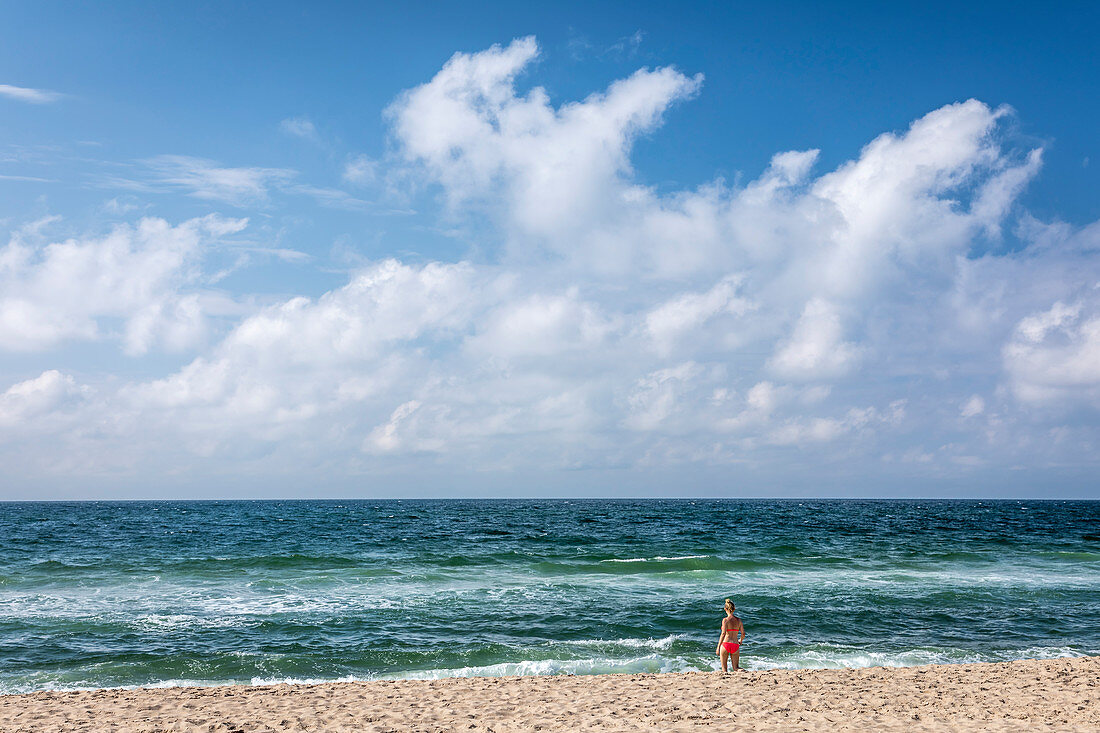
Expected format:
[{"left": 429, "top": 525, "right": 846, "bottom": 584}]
[{"left": 1, "top": 499, "right": 1097, "bottom": 694}]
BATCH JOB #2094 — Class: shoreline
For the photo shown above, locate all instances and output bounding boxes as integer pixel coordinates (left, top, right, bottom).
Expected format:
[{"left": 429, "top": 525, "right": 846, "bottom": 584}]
[{"left": 3, "top": 655, "right": 1097, "bottom": 731}]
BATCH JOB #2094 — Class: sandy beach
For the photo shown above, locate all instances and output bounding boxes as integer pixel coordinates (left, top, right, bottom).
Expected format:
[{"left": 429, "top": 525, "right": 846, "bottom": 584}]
[{"left": 1, "top": 655, "right": 1096, "bottom": 732}]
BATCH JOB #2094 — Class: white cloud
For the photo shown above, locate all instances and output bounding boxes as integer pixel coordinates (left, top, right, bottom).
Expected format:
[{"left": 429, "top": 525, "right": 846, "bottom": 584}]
[
  {"left": 468, "top": 289, "right": 616, "bottom": 359},
  {"left": 1004, "top": 301, "right": 1100, "bottom": 405},
  {"left": 0, "top": 84, "right": 62, "bottom": 104},
  {"left": 623, "top": 362, "right": 703, "bottom": 431},
  {"left": 343, "top": 155, "right": 377, "bottom": 184},
  {"left": 0, "top": 173, "right": 56, "bottom": 183},
  {"left": 1014, "top": 301, "right": 1080, "bottom": 344},
  {"left": 102, "top": 196, "right": 141, "bottom": 215},
  {"left": 0, "top": 215, "right": 246, "bottom": 354},
  {"left": 2, "top": 38, "right": 1099, "bottom": 491},
  {"left": 390, "top": 36, "right": 705, "bottom": 275},
  {"left": 960, "top": 395, "right": 985, "bottom": 417},
  {"left": 141, "top": 156, "right": 296, "bottom": 207},
  {"left": 746, "top": 382, "right": 778, "bottom": 413},
  {"left": 0, "top": 370, "right": 85, "bottom": 427},
  {"left": 108, "top": 155, "right": 369, "bottom": 211},
  {"left": 365, "top": 400, "right": 425, "bottom": 453},
  {"left": 764, "top": 405, "right": 889, "bottom": 447},
  {"left": 280, "top": 117, "right": 318, "bottom": 141},
  {"left": 769, "top": 299, "right": 860, "bottom": 381},
  {"left": 606, "top": 30, "right": 645, "bottom": 58},
  {"left": 645, "top": 275, "right": 753, "bottom": 356},
  {"left": 127, "top": 259, "right": 484, "bottom": 427},
  {"left": 287, "top": 184, "right": 370, "bottom": 211},
  {"left": 971, "top": 148, "right": 1044, "bottom": 237}
]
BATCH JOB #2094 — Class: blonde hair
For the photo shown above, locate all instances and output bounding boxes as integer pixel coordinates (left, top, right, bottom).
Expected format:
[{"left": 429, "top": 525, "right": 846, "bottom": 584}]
[{"left": 724, "top": 598, "right": 735, "bottom": 611}]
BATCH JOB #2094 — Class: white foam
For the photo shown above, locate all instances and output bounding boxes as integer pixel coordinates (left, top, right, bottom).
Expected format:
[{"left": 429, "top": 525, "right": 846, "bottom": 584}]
[
  {"left": 745, "top": 645, "right": 1091, "bottom": 671},
  {"left": 3, "top": 647, "right": 1093, "bottom": 696},
  {"left": 0, "top": 677, "right": 245, "bottom": 696},
  {"left": 250, "top": 674, "right": 367, "bottom": 686},
  {"left": 599, "top": 555, "right": 711, "bottom": 563},
  {"left": 557, "top": 635, "right": 684, "bottom": 651},
  {"left": 391, "top": 653, "right": 703, "bottom": 680},
  {"left": 131, "top": 614, "right": 245, "bottom": 631}
]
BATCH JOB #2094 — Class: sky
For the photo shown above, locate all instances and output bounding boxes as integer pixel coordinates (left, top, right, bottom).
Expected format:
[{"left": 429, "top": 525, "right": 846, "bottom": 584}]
[{"left": 1, "top": 1, "right": 1098, "bottom": 499}]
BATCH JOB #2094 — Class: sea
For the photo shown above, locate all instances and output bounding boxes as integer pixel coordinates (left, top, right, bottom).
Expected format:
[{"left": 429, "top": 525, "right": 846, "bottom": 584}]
[{"left": 1, "top": 499, "right": 1097, "bottom": 694}]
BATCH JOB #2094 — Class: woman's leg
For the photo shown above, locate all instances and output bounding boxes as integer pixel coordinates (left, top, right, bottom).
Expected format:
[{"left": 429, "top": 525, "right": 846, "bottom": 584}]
[
  {"left": 731, "top": 648, "right": 740, "bottom": 671},
  {"left": 719, "top": 647, "right": 729, "bottom": 673}
]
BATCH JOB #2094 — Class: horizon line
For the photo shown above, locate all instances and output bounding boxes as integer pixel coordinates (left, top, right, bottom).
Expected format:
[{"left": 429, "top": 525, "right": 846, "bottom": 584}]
[{"left": 1, "top": 496, "right": 1097, "bottom": 503}]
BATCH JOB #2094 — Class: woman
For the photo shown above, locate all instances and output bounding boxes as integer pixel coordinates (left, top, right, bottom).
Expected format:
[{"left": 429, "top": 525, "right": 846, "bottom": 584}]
[{"left": 716, "top": 598, "right": 744, "bottom": 673}]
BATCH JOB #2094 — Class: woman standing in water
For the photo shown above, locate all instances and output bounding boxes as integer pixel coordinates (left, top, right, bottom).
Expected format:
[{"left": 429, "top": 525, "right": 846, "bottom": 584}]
[{"left": 716, "top": 598, "right": 745, "bottom": 673}]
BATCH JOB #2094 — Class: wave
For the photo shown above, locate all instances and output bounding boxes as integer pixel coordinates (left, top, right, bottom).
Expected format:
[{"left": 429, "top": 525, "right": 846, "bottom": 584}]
[
  {"left": 25, "top": 555, "right": 407, "bottom": 576},
  {"left": 2, "top": 646, "right": 1093, "bottom": 695},
  {"left": 401, "top": 645, "right": 1097, "bottom": 680},
  {"left": 0, "top": 678, "right": 242, "bottom": 696},
  {"left": 0, "top": 590, "right": 406, "bottom": 623},
  {"left": 748, "top": 645, "right": 1091, "bottom": 671},
  {"left": 249, "top": 674, "right": 367, "bottom": 687},
  {"left": 130, "top": 614, "right": 249, "bottom": 631},
  {"left": 393, "top": 654, "right": 703, "bottom": 680},
  {"left": 1037, "top": 551, "right": 1100, "bottom": 562},
  {"left": 556, "top": 635, "right": 684, "bottom": 651},
  {"left": 600, "top": 555, "right": 711, "bottom": 563},
  {"left": 19, "top": 549, "right": 1099, "bottom": 590},
  {"left": 535, "top": 556, "right": 767, "bottom": 575}
]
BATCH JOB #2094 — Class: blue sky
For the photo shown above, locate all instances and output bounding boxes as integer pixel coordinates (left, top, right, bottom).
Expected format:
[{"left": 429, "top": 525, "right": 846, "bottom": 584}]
[{"left": 1, "top": 1, "right": 1098, "bottom": 498}]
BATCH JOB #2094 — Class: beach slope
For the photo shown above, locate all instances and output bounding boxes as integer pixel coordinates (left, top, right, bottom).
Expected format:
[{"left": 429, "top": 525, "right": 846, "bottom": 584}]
[{"left": 1, "top": 656, "right": 1097, "bottom": 731}]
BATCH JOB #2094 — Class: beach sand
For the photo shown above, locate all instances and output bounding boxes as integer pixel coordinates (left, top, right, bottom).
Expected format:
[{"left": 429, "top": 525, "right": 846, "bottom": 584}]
[{"left": 1, "top": 655, "right": 1096, "bottom": 731}]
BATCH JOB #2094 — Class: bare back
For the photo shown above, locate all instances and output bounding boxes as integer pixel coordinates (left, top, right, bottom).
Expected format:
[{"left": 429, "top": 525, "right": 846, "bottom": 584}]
[{"left": 721, "top": 614, "right": 743, "bottom": 642}]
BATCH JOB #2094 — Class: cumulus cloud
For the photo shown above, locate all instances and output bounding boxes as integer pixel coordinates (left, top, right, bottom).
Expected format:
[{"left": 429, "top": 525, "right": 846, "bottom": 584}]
[
  {"left": 645, "top": 276, "right": 754, "bottom": 356},
  {"left": 1004, "top": 301, "right": 1100, "bottom": 405},
  {"left": 468, "top": 289, "right": 617, "bottom": 360},
  {"left": 2, "top": 37, "right": 1099, "bottom": 491},
  {"left": 365, "top": 400, "right": 426, "bottom": 454},
  {"left": 764, "top": 409, "right": 872, "bottom": 447},
  {"left": 623, "top": 362, "right": 703, "bottom": 431},
  {"left": 0, "top": 370, "right": 85, "bottom": 428},
  {"left": 125, "top": 259, "right": 484, "bottom": 424},
  {"left": 390, "top": 36, "right": 705, "bottom": 274},
  {"left": 0, "top": 215, "right": 246, "bottom": 354},
  {"left": 769, "top": 299, "right": 861, "bottom": 381}
]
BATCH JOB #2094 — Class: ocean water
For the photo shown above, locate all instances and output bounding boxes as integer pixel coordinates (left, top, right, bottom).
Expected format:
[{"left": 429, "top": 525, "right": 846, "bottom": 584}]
[{"left": 0, "top": 499, "right": 1097, "bottom": 694}]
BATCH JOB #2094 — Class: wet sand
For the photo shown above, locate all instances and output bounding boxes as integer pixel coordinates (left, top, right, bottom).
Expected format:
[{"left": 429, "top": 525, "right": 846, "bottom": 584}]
[{"left": 1, "top": 655, "right": 1097, "bottom": 731}]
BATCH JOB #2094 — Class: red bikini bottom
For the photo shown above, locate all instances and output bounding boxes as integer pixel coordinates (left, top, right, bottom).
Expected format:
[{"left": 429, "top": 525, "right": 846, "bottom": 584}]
[{"left": 722, "top": 642, "right": 740, "bottom": 653}]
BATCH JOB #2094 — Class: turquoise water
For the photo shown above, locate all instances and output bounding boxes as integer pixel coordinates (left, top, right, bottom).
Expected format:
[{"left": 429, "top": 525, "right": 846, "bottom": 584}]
[{"left": 0, "top": 499, "right": 1097, "bottom": 693}]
